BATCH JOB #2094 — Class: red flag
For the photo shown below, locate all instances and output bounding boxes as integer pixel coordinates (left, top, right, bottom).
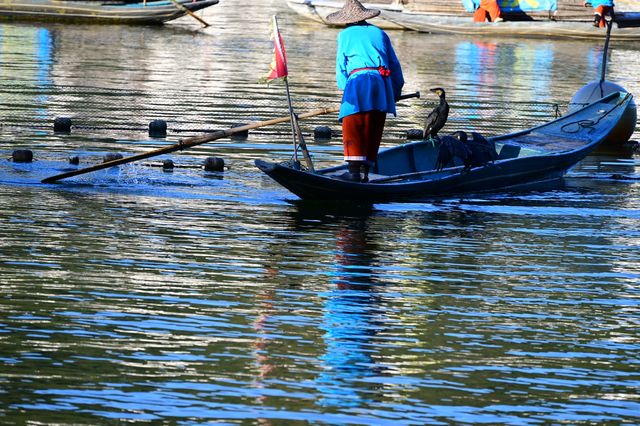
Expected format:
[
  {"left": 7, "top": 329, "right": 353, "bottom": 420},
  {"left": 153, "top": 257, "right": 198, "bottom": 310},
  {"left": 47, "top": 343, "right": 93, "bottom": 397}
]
[{"left": 265, "top": 16, "right": 288, "bottom": 81}]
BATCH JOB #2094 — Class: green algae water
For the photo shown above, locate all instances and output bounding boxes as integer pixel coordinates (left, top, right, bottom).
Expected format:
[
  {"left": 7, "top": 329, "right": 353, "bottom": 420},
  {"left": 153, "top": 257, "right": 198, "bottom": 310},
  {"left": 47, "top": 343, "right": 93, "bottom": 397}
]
[{"left": 1, "top": 0, "right": 639, "bottom": 423}]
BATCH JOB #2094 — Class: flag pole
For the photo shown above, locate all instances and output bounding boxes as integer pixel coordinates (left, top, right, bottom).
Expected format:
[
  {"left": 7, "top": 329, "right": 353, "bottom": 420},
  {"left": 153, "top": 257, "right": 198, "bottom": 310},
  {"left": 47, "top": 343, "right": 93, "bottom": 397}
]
[
  {"left": 283, "top": 77, "right": 314, "bottom": 171},
  {"left": 283, "top": 75, "right": 299, "bottom": 163}
]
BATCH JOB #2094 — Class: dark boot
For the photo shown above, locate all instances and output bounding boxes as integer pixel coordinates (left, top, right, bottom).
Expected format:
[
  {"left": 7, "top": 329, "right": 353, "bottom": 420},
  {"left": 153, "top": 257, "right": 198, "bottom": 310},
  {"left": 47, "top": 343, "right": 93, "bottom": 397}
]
[
  {"left": 338, "top": 162, "right": 362, "bottom": 182},
  {"left": 593, "top": 13, "right": 601, "bottom": 27},
  {"left": 360, "top": 164, "right": 370, "bottom": 183}
]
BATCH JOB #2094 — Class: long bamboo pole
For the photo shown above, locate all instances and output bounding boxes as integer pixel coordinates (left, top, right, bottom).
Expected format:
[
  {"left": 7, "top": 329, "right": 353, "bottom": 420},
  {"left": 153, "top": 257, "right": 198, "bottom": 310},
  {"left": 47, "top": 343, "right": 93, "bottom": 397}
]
[
  {"left": 41, "top": 107, "right": 337, "bottom": 184},
  {"left": 168, "top": 0, "right": 211, "bottom": 28}
]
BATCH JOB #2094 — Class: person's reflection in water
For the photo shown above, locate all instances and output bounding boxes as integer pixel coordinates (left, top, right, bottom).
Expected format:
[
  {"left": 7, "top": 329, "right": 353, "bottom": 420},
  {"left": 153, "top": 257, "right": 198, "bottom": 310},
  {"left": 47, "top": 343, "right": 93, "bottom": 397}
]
[
  {"left": 311, "top": 208, "right": 389, "bottom": 408},
  {"left": 250, "top": 287, "right": 280, "bottom": 426}
]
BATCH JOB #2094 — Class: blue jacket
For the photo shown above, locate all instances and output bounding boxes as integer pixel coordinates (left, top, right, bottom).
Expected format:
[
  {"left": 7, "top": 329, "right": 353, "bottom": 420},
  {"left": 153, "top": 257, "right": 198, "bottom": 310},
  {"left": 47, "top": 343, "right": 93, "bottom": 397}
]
[
  {"left": 335, "top": 23, "right": 404, "bottom": 120},
  {"left": 589, "top": 0, "right": 614, "bottom": 7}
]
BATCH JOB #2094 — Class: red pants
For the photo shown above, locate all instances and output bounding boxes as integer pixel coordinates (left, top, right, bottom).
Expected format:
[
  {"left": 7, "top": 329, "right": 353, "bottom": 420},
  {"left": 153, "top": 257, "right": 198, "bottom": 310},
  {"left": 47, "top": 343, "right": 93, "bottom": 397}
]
[
  {"left": 473, "top": 0, "right": 502, "bottom": 22},
  {"left": 594, "top": 5, "right": 613, "bottom": 28},
  {"left": 342, "top": 110, "right": 386, "bottom": 164}
]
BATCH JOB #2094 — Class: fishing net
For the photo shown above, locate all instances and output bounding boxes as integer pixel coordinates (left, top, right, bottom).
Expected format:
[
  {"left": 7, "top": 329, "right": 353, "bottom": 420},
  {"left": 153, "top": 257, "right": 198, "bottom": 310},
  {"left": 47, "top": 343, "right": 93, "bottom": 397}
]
[{"left": 0, "top": 81, "right": 573, "bottom": 142}]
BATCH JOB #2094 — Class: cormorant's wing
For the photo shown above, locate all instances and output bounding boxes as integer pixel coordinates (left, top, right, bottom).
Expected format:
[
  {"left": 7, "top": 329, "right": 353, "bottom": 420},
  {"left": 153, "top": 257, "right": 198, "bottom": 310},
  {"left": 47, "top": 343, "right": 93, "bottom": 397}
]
[
  {"left": 437, "top": 135, "right": 469, "bottom": 169},
  {"left": 469, "top": 132, "right": 498, "bottom": 160},
  {"left": 450, "top": 139, "right": 471, "bottom": 160},
  {"left": 435, "top": 137, "right": 453, "bottom": 169},
  {"left": 423, "top": 108, "right": 440, "bottom": 136}
]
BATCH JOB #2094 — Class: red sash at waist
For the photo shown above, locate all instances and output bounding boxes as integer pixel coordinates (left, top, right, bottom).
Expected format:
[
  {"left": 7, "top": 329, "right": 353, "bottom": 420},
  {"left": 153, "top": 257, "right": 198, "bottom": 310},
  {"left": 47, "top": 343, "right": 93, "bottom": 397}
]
[{"left": 349, "top": 66, "right": 391, "bottom": 77}]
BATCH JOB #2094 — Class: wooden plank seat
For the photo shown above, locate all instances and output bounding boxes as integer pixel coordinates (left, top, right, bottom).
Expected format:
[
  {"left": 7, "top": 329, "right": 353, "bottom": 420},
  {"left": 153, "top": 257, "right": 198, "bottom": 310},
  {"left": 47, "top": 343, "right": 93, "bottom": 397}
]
[
  {"left": 497, "top": 144, "right": 521, "bottom": 160},
  {"left": 372, "top": 141, "right": 449, "bottom": 176}
]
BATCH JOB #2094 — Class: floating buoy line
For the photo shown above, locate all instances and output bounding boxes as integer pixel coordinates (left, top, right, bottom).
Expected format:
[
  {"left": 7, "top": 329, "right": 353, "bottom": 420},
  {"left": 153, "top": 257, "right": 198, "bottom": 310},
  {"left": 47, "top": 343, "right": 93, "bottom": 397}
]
[
  {"left": 6, "top": 147, "right": 228, "bottom": 177},
  {"left": 2, "top": 115, "right": 450, "bottom": 141}
]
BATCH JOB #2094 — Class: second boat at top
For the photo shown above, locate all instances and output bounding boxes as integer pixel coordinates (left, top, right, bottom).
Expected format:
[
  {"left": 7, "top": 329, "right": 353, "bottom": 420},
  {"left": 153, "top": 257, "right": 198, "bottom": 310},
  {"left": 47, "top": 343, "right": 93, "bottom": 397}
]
[{"left": 288, "top": 0, "right": 640, "bottom": 40}]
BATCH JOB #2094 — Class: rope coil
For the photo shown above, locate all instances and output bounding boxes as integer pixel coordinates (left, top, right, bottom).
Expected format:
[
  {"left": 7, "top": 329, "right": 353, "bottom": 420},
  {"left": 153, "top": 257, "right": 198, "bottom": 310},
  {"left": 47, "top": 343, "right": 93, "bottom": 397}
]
[{"left": 560, "top": 93, "right": 631, "bottom": 133}]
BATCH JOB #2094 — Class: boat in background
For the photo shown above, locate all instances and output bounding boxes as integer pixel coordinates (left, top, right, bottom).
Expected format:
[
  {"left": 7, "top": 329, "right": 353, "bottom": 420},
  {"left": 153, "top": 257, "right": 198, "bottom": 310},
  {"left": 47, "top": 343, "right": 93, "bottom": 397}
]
[
  {"left": 256, "top": 92, "right": 633, "bottom": 202},
  {"left": 0, "top": 0, "right": 219, "bottom": 25},
  {"left": 287, "top": 0, "right": 640, "bottom": 40}
]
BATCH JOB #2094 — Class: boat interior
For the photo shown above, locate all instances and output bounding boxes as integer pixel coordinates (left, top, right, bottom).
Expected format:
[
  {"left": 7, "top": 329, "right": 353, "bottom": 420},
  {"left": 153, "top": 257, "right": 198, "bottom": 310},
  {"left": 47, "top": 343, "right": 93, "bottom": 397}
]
[
  {"left": 321, "top": 140, "right": 529, "bottom": 182},
  {"left": 372, "top": 140, "right": 522, "bottom": 175}
]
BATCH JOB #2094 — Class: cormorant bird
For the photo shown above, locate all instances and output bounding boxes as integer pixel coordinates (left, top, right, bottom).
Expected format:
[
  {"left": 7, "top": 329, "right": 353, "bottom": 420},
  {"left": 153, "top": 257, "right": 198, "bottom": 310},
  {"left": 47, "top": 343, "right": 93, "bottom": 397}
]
[
  {"left": 466, "top": 132, "right": 498, "bottom": 168},
  {"left": 423, "top": 87, "right": 449, "bottom": 141},
  {"left": 435, "top": 131, "right": 470, "bottom": 171},
  {"left": 435, "top": 131, "right": 498, "bottom": 172}
]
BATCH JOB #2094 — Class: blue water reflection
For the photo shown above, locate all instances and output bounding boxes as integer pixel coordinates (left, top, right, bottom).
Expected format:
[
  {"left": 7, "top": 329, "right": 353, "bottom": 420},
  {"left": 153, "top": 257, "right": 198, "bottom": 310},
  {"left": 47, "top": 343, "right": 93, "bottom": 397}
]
[{"left": 35, "top": 28, "right": 52, "bottom": 118}]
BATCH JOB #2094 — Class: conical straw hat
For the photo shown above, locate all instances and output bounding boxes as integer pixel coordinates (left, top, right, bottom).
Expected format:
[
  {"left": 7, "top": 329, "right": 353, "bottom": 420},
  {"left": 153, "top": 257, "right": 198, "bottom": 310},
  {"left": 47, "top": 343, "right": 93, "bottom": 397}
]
[{"left": 325, "top": 0, "right": 380, "bottom": 25}]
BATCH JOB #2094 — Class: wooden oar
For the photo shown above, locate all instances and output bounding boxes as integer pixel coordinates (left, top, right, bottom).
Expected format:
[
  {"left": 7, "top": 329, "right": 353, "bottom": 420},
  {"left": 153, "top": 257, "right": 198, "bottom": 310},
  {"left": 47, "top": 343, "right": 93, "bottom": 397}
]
[
  {"left": 41, "top": 91, "right": 420, "bottom": 184},
  {"left": 168, "top": 0, "right": 211, "bottom": 28}
]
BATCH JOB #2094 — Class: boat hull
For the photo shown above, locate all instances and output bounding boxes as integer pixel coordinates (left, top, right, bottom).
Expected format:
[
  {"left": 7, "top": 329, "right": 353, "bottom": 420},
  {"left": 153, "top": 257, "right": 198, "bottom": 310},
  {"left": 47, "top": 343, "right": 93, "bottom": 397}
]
[
  {"left": 0, "top": 0, "right": 219, "bottom": 25},
  {"left": 257, "top": 153, "right": 570, "bottom": 202}
]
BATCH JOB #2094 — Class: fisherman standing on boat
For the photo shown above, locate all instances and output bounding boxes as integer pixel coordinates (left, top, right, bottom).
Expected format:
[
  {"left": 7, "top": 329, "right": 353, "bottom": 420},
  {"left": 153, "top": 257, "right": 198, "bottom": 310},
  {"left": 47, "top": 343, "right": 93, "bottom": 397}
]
[
  {"left": 326, "top": 0, "right": 404, "bottom": 183},
  {"left": 584, "top": 0, "right": 614, "bottom": 28}
]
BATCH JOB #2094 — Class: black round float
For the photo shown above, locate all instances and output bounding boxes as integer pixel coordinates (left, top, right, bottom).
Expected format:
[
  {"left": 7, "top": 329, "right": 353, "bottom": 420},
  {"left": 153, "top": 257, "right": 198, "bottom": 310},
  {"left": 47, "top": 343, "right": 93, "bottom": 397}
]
[
  {"left": 162, "top": 159, "right": 174, "bottom": 171},
  {"left": 314, "top": 126, "right": 332, "bottom": 140},
  {"left": 230, "top": 123, "right": 249, "bottom": 139},
  {"left": 149, "top": 120, "right": 167, "bottom": 138},
  {"left": 406, "top": 129, "right": 424, "bottom": 140},
  {"left": 68, "top": 156, "right": 80, "bottom": 165},
  {"left": 203, "top": 157, "right": 224, "bottom": 172},
  {"left": 54, "top": 117, "right": 72, "bottom": 133},
  {"left": 12, "top": 149, "right": 33, "bottom": 163},
  {"left": 103, "top": 153, "right": 123, "bottom": 163}
]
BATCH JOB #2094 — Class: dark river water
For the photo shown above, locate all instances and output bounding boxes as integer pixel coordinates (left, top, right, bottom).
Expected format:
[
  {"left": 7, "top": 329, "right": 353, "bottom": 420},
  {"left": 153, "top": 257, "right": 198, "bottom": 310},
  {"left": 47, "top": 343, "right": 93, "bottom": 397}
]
[{"left": 1, "top": 0, "right": 639, "bottom": 424}]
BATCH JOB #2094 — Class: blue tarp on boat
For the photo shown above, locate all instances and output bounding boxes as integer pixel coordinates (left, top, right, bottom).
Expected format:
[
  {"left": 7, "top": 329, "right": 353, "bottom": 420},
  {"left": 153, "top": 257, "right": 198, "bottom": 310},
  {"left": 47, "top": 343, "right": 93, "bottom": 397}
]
[{"left": 461, "top": 0, "right": 558, "bottom": 13}]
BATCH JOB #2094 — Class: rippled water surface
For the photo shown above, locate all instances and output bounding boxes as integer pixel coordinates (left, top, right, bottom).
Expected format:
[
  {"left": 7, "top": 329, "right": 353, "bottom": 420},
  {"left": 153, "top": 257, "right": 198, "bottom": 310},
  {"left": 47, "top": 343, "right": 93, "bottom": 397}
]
[{"left": 1, "top": 0, "right": 639, "bottom": 424}]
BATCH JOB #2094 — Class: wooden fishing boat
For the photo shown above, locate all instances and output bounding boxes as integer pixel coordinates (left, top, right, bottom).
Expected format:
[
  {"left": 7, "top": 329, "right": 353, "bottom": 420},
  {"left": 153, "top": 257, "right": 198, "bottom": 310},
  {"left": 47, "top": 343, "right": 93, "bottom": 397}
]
[
  {"left": 288, "top": 0, "right": 640, "bottom": 40},
  {"left": 255, "top": 91, "right": 633, "bottom": 202},
  {"left": 0, "top": 0, "right": 219, "bottom": 25}
]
